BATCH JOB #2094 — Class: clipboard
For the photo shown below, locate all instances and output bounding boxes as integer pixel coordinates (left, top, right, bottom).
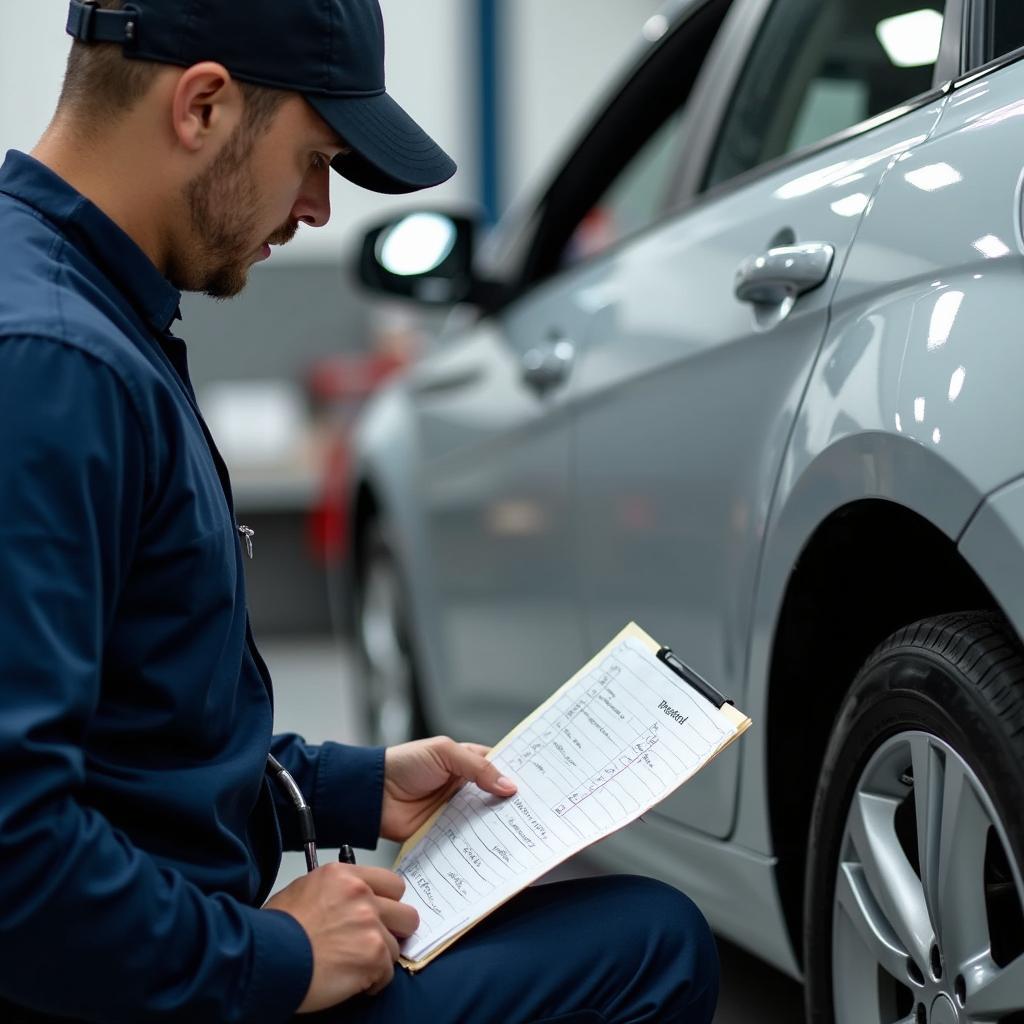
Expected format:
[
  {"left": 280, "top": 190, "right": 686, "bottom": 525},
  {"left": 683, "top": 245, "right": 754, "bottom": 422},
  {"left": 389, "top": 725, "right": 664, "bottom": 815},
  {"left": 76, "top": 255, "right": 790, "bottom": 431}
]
[{"left": 394, "top": 622, "right": 751, "bottom": 971}]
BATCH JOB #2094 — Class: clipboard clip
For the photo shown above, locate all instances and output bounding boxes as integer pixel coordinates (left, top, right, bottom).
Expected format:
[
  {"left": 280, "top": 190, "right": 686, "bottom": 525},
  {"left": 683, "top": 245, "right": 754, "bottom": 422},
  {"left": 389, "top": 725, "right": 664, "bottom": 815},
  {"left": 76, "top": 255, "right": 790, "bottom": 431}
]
[{"left": 656, "top": 647, "right": 733, "bottom": 710}]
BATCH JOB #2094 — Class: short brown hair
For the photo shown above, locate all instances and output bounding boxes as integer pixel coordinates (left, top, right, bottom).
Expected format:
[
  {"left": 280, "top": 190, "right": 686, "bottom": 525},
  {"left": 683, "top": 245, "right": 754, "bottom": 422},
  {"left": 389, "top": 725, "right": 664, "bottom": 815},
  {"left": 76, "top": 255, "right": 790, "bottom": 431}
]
[{"left": 57, "top": 0, "right": 286, "bottom": 137}]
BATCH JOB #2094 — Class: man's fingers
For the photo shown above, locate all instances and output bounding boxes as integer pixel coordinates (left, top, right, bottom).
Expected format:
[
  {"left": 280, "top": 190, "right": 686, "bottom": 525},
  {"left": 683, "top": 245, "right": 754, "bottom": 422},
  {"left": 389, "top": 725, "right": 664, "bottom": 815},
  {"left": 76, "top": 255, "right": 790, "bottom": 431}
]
[
  {"left": 458, "top": 742, "right": 516, "bottom": 797},
  {"left": 351, "top": 865, "right": 407, "bottom": 900},
  {"left": 442, "top": 739, "right": 517, "bottom": 797},
  {"left": 376, "top": 894, "right": 419, "bottom": 939},
  {"left": 384, "top": 928, "right": 401, "bottom": 963},
  {"left": 366, "top": 934, "right": 399, "bottom": 996}
]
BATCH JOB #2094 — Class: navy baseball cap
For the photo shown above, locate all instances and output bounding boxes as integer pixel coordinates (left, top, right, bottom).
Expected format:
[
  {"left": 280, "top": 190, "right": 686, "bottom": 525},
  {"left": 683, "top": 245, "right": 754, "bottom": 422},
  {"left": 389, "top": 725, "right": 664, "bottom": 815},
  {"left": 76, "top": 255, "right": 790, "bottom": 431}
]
[{"left": 65, "top": 0, "right": 457, "bottom": 195}]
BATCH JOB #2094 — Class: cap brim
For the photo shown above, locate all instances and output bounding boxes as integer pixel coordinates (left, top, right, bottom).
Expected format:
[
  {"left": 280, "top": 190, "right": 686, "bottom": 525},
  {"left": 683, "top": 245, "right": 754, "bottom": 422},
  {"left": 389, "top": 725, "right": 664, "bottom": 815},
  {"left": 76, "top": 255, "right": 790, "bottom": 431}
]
[{"left": 307, "top": 92, "right": 457, "bottom": 195}]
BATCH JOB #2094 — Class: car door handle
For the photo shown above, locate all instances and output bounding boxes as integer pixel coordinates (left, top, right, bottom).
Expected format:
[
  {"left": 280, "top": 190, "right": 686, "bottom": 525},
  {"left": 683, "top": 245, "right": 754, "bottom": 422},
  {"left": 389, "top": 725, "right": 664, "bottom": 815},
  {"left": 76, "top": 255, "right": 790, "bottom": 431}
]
[
  {"left": 734, "top": 242, "right": 835, "bottom": 307},
  {"left": 521, "top": 338, "right": 576, "bottom": 393}
]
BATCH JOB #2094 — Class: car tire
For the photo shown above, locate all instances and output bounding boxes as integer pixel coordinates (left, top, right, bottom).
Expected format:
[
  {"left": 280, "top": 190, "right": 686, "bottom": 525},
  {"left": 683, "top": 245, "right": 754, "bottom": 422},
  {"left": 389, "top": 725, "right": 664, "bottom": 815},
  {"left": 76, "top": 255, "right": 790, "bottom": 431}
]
[
  {"left": 353, "top": 520, "right": 427, "bottom": 747},
  {"left": 804, "top": 611, "right": 1024, "bottom": 1024}
]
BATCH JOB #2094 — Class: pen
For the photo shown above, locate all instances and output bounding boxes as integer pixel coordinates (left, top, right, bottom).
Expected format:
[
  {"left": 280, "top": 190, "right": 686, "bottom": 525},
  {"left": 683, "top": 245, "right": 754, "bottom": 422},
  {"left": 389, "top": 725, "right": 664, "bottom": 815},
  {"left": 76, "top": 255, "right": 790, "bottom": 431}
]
[{"left": 266, "top": 754, "right": 359, "bottom": 871}]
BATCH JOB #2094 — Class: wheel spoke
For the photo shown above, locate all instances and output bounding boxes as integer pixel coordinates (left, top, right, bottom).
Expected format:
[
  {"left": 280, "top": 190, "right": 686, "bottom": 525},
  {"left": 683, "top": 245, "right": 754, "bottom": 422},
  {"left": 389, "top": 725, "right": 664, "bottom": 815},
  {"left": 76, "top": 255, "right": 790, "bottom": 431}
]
[
  {"left": 965, "top": 948, "right": 1024, "bottom": 1017},
  {"left": 934, "top": 755, "right": 992, "bottom": 970},
  {"left": 833, "top": 882, "right": 889, "bottom": 1024},
  {"left": 909, "top": 733, "right": 943, "bottom": 939},
  {"left": 835, "top": 861, "right": 914, "bottom": 982},
  {"left": 849, "top": 789, "right": 934, "bottom": 969}
]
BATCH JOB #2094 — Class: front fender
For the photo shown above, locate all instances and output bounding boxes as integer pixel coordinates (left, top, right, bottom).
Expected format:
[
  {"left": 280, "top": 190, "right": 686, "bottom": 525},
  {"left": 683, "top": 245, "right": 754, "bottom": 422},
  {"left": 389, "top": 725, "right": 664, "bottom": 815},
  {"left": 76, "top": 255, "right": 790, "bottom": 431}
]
[
  {"left": 351, "top": 381, "right": 447, "bottom": 727},
  {"left": 959, "top": 473, "right": 1024, "bottom": 640},
  {"left": 736, "top": 431, "right": 986, "bottom": 855}
]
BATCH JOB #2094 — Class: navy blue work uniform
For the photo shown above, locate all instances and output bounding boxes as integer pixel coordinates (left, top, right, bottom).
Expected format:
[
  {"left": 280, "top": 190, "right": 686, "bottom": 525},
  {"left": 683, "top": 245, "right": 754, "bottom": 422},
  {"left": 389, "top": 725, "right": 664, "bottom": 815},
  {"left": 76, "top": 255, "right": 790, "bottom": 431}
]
[{"left": 0, "top": 151, "right": 719, "bottom": 1023}]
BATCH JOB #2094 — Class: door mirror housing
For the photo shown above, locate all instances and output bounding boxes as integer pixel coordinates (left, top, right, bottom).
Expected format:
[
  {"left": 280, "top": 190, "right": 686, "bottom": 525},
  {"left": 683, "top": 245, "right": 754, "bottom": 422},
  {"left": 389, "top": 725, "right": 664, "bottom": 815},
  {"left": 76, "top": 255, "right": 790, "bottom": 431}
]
[{"left": 356, "top": 209, "right": 502, "bottom": 308}]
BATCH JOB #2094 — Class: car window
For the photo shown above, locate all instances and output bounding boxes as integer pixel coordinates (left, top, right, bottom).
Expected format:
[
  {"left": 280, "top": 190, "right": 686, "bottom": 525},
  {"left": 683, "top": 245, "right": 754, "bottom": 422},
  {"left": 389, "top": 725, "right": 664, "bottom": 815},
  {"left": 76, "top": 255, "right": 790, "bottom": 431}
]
[
  {"left": 514, "top": 0, "right": 730, "bottom": 291},
  {"left": 984, "top": 1, "right": 1024, "bottom": 63},
  {"left": 562, "top": 107, "right": 689, "bottom": 267},
  {"left": 704, "top": 0, "right": 947, "bottom": 191}
]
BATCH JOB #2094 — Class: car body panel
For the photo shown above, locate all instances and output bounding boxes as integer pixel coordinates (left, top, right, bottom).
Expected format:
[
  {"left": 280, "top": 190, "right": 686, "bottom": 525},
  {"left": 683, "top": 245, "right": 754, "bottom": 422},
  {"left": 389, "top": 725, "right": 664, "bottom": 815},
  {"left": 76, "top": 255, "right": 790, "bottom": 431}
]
[
  {"left": 734, "top": 58, "right": 1024, "bottom": 854},
  {"left": 567, "top": 99, "right": 946, "bottom": 839},
  {"left": 352, "top": 0, "right": 728, "bottom": 745},
  {"left": 349, "top": 0, "right": 1024, "bottom": 991},
  {"left": 822, "top": 60, "right": 1024, "bottom": 501},
  {"left": 737, "top": 434, "right": 984, "bottom": 854},
  {"left": 348, "top": 386, "right": 447, "bottom": 724},
  {"left": 959, "top": 474, "right": 1024, "bottom": 631},
  {"left": 585, "top": 807, "right": 802, "bottom": 979},
  {"left": 406, "top": 269, "right": 613, "bottom": 736}
]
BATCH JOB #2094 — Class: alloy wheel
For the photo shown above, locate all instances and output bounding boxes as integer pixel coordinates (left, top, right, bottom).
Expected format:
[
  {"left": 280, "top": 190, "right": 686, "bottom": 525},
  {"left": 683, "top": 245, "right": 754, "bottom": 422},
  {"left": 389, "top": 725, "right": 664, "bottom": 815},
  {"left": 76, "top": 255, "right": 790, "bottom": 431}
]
[{"left": 832, "top": 730, "right": 1024, "bottom": 1024}]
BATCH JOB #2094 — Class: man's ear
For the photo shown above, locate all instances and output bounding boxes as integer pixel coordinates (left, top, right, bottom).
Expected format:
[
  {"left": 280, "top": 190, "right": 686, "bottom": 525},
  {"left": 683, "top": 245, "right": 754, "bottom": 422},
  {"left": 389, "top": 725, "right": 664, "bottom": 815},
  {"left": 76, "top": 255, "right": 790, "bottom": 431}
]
[{"left": 170, "top": 62, "right": 241, "bottom": 155}]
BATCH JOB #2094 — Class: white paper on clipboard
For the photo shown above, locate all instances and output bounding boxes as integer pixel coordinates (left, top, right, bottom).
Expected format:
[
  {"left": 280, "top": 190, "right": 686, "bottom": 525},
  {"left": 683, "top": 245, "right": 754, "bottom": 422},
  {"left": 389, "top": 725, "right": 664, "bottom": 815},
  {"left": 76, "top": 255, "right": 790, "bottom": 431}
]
[{"left": 393, "top": 621, "right": 751, "bottom": 970}]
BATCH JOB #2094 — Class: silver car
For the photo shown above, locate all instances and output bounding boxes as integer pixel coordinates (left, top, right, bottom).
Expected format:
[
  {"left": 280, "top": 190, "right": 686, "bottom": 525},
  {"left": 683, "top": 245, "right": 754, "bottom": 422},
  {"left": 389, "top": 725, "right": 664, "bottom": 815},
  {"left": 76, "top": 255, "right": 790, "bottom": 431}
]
[{"left": 346, "top": 0, "right": 1024, "bottom": 1019}]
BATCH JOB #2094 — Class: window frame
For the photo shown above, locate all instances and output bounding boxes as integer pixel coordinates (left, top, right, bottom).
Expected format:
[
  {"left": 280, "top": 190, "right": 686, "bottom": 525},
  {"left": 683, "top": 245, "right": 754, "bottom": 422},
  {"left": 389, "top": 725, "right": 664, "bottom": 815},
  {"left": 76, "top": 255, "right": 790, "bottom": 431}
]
[
  {"left": 957, "top": 0, "right": 1024, "bottom": 85},
  {"left": 666, "top": 0, "right": 964, "bottom": 211},
  {"left": 496, "top": 0, "right": 732, "bottom": 301}
]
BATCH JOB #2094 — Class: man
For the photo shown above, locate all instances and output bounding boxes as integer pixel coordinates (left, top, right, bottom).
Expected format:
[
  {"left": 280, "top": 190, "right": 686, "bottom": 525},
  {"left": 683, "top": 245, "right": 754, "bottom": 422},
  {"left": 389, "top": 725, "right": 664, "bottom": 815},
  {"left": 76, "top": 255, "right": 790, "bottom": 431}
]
[{"left": 0, "top": 1, "right": 719, "bottom": 1020}]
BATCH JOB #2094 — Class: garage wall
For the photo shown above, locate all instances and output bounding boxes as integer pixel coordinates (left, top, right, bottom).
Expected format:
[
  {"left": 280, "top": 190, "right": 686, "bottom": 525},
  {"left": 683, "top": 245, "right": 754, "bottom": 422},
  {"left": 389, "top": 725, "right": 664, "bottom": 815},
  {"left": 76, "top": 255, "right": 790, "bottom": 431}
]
[
  {"left": 504, "top": 0, "right": 664, "bottom": 204},
  {"left": 0, "top": 3, "right": 69, "bottom": 157}
]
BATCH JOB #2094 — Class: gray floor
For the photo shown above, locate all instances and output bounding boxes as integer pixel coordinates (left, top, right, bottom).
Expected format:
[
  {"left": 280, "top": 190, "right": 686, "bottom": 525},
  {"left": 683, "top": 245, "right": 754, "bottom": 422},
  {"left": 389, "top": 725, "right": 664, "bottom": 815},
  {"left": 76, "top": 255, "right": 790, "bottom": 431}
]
[{"left": 262, "top": 636, "right": 806, "bottom": 1023}]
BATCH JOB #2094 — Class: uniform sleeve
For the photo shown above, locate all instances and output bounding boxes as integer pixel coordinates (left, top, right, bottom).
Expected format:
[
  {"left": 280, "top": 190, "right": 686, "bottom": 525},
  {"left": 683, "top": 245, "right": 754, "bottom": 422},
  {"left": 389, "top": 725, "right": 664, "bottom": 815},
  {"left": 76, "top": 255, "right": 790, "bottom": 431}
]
[
  {"left": 0, "top": 337, "right": 311, "bottom": 1023},
  {"left": 270, "top": 735, "right": 385, "bottom": 851}
]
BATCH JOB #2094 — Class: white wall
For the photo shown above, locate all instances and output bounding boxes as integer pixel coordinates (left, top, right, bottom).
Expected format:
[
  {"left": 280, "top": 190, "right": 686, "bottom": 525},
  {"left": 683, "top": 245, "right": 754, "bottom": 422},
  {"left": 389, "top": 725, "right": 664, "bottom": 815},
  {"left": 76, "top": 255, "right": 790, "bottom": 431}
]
[
  {"left": 503, "top": 0, "right": 663, "bottom": 205},
  {"left": 0, "top": 2, "right": 70, "bottom": 155},
  {"left": 0, "top": 0, "right": 475, "bottom": 263},
  {"left": 0, "top": 1, "right": 663, "bottom": 262}
]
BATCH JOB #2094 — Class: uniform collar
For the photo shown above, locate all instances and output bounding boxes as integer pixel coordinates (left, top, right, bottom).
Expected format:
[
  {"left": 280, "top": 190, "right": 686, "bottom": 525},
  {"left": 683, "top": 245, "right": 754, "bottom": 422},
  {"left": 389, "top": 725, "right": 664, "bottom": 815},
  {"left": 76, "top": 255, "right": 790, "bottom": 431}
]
[{"left": 0, "top": 150, "right": 183, "bottom": 334}]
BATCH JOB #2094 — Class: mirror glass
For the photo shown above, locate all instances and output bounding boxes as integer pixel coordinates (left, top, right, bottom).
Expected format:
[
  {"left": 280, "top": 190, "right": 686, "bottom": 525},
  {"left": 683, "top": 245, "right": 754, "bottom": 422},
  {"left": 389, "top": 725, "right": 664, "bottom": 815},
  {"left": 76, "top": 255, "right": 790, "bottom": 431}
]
[{"left": 376, "top": 213, "right": 458, "bottom": 277}]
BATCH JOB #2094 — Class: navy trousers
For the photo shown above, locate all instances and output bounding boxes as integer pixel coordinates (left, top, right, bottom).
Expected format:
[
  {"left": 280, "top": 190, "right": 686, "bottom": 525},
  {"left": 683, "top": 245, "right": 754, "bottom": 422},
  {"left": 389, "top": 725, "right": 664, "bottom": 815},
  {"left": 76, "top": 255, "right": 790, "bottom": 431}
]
[{"left": 302, "top": 875, "right": 719, "bottom": 1024}]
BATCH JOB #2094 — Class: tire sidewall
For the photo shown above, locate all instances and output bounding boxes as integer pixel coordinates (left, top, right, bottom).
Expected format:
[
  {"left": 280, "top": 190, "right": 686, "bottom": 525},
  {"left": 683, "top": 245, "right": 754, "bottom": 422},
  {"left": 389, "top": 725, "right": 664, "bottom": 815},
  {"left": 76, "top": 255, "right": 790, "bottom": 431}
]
[
  {"left": 804, "top": 644, "right": 1024, "bottom": 1023},
  {"left": 354, "top": 521, "right": 427, "bottom": 744}
]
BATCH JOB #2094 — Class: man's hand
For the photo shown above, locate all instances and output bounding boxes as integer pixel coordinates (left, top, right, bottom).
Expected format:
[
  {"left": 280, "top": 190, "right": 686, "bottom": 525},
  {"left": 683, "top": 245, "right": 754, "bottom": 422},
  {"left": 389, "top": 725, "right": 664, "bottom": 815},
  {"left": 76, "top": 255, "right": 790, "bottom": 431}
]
[
  {"left": 264, "top": 864, "right": 418, "bottom": 1013},
  {"left": 381, "top": 737, "right": 517, "bottom": 842}
]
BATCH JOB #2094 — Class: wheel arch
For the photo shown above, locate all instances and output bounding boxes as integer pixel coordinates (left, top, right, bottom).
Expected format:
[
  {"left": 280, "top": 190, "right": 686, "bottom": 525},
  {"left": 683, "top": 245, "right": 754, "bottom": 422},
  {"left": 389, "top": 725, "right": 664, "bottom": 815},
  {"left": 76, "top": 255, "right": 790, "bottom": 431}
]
[{"left": 765, "top": 497, "right": 999, "bottom": 967}]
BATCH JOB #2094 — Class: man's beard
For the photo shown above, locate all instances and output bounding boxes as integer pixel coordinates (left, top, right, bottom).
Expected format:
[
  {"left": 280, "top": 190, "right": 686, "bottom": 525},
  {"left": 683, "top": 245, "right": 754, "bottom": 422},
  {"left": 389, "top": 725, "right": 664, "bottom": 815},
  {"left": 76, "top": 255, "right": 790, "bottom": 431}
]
[{"left": 169, "top": 123, "right": 297, "bottom": 299}]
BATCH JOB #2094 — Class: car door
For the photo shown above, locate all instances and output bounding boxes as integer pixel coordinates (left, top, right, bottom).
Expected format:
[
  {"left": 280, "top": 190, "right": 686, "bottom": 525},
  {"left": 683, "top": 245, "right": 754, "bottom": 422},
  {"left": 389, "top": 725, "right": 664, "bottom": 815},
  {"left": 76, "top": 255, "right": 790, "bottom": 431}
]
[
  {"left": 412, "top": 271, "right": 602, "bottom": 735},
  {"left": 568, "top": 0, "right": 952, "bottom": 837},
  {"left": 414, "top": 1, "right": 729, "bottom": 738}
]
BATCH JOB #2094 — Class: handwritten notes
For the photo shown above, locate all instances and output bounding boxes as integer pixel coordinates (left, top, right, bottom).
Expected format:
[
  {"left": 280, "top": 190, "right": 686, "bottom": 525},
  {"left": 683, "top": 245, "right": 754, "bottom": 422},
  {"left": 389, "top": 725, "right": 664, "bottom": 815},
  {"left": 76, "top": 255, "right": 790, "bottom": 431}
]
[{"left": 393, "top": 623, "right": 751, "bottom": 967}]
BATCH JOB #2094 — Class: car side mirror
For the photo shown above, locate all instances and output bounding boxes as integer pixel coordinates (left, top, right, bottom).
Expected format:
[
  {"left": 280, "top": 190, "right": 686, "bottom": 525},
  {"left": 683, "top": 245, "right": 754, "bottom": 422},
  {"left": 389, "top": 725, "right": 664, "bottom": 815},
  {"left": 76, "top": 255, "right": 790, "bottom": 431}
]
[{"left": 356, "top": 210, "right": 501, "bottom": 307}]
